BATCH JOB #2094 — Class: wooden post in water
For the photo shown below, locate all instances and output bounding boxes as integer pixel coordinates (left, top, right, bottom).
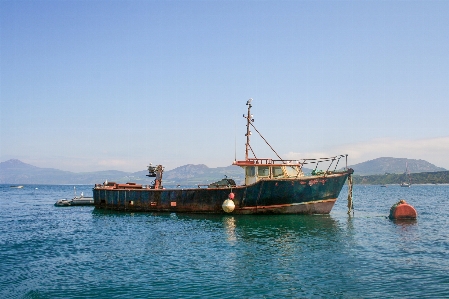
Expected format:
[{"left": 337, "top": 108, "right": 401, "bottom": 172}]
[{"left": 347, "top": 174, "right": 353, "bottom": 215}]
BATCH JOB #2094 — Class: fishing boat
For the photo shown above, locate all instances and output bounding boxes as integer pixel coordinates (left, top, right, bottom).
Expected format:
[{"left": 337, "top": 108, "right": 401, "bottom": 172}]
[{"left": 93, "top": 99, "right": 354, "bottom": 214}]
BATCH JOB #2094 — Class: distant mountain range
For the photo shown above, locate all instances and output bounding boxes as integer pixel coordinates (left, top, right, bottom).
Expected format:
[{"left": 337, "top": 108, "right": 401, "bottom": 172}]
[
  {"left": 0, "top": 157, "right": 446, "bottom": 185},
  {"left": 0, "top": 159, "right": 138, "bottom": 185},
  {"left": 348, "top": 157, "right": 446, "bottom": 176},
  {"left": 0, "top": 159, "right": 244, "bottom": 185}
]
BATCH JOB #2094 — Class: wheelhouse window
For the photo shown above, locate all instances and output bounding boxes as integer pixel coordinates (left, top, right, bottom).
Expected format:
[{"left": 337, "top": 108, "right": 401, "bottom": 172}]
[
  {"left": 246, "top": 166, "right": 256, "bottom": 177},
  {"left": 272, "top": 167, "right": 284, "bottom": 177},
  {"left": 257, "top": 166, "right": 270, "bottom": 177}
]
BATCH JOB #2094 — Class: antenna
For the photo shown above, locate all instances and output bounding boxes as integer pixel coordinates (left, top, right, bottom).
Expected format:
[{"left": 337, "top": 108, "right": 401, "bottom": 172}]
[{"left": 234, "top": 117, "right": 237, "bottom": 162}]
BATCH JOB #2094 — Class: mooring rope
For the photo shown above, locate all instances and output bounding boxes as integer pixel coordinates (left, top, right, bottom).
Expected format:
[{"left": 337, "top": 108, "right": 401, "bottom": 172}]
[{"left": 347, "top": 174, "right": 354, "bottom": 215}]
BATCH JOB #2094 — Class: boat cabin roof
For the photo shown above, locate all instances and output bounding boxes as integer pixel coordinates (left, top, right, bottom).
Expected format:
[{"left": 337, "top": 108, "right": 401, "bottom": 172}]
[{"left": 233, "top": 158, "right": 302, "bottom": 167}]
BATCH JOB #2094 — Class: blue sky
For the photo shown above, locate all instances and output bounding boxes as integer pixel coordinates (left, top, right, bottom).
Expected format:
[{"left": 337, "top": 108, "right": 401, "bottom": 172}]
[{"left": 1, "top": 0, "right": 448, "bottom": 172}]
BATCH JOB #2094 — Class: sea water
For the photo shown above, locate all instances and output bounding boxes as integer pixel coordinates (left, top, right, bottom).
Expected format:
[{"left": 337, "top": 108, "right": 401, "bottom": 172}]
[{"left": 0, "top": 184, "right": 448, "bottom": 298}]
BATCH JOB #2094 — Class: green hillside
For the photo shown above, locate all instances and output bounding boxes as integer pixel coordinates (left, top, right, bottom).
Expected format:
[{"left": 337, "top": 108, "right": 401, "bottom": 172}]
[{"left": 352, "top": 171, "right": 449, "bottom": 185}]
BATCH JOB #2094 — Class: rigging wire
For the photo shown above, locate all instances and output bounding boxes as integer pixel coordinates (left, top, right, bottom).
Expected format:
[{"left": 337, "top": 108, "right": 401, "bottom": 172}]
[{"left": 249, "top": 121, "right": 283, "bottom": 161}]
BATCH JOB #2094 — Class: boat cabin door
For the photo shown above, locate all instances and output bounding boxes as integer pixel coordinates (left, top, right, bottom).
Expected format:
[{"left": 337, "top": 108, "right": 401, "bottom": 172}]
[{"left": 245, "top": 166, "right": 257, "bottom": 185}]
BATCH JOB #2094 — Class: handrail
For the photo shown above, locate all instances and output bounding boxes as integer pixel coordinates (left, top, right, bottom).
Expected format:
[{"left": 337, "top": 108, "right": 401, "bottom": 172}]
[{"left": 235, "top": 154, "right": 348, "bottom": 166}]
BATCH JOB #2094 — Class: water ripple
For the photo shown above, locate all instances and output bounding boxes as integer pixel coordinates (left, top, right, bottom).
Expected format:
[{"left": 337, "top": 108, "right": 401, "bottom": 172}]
[{"left": 1, "top": 185, "right": 449, "bottom": 298}]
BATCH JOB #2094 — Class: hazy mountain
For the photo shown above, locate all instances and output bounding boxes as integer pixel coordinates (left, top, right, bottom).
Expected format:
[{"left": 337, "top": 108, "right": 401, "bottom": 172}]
[
  {"left": 0, "top": 157, "right": 446, "bottom": 185},
  {"left": 349, "top": 157, "right": 446, "bottom": 176},
  {"left": 0, "top": 159, "right": 133, "bottom": 185},
  {"left": 0, "top": 159, "right": 244, "bottom": 185}
]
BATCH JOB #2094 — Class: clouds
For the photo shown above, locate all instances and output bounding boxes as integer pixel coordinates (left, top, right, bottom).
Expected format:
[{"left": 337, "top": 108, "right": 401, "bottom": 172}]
[{"left": 285, "top": 136, "right": 449, "bottom": 169}]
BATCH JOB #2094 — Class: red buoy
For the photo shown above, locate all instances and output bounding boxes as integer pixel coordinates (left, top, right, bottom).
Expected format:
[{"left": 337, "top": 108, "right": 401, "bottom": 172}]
[
  {"left": 228, "top": 192, "right": 235, "bottom": 200},
  {"left": 389, "top": 200, "right": 417, "bottom": 220}
]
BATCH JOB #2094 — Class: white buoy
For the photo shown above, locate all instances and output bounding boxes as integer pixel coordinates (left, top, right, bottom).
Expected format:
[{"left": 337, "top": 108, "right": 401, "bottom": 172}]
[{"left": 222, "top": 199, "right": 235, "bottom": 213}]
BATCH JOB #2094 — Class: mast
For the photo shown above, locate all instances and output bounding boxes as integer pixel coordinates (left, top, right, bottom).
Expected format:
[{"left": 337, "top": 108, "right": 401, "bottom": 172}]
[
  {"left": 244, "top": 98, "right": 253, "bottom": 161},
  {"left": 407, "top": 162, "right": 411, "bottom": 185}
]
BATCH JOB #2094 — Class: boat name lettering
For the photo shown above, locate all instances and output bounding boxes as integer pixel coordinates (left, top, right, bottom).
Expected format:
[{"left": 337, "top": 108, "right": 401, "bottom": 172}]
[{"left": 308, "top": 179, "right": 327, "bottom": 186}]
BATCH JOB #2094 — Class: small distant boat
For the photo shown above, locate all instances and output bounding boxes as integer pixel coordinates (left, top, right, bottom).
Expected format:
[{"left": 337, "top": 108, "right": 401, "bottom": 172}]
[
  {"left": 55, "top": 189, "right": 94, "bottom": 206},
  {"left": 55, "top": 199, "right": 72, "bottom": 206},
  {"left": 10, "top": 185, "right": 24, "bottom": 188},
  {"left": 381, "top": 185, "right": 387, "bottom": 187},
  {"left": 400, "top": 162, "right": 412, "bottom": 187},
  {"left": 55, "top": 195, "right": 94, "bottom": 206}
]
